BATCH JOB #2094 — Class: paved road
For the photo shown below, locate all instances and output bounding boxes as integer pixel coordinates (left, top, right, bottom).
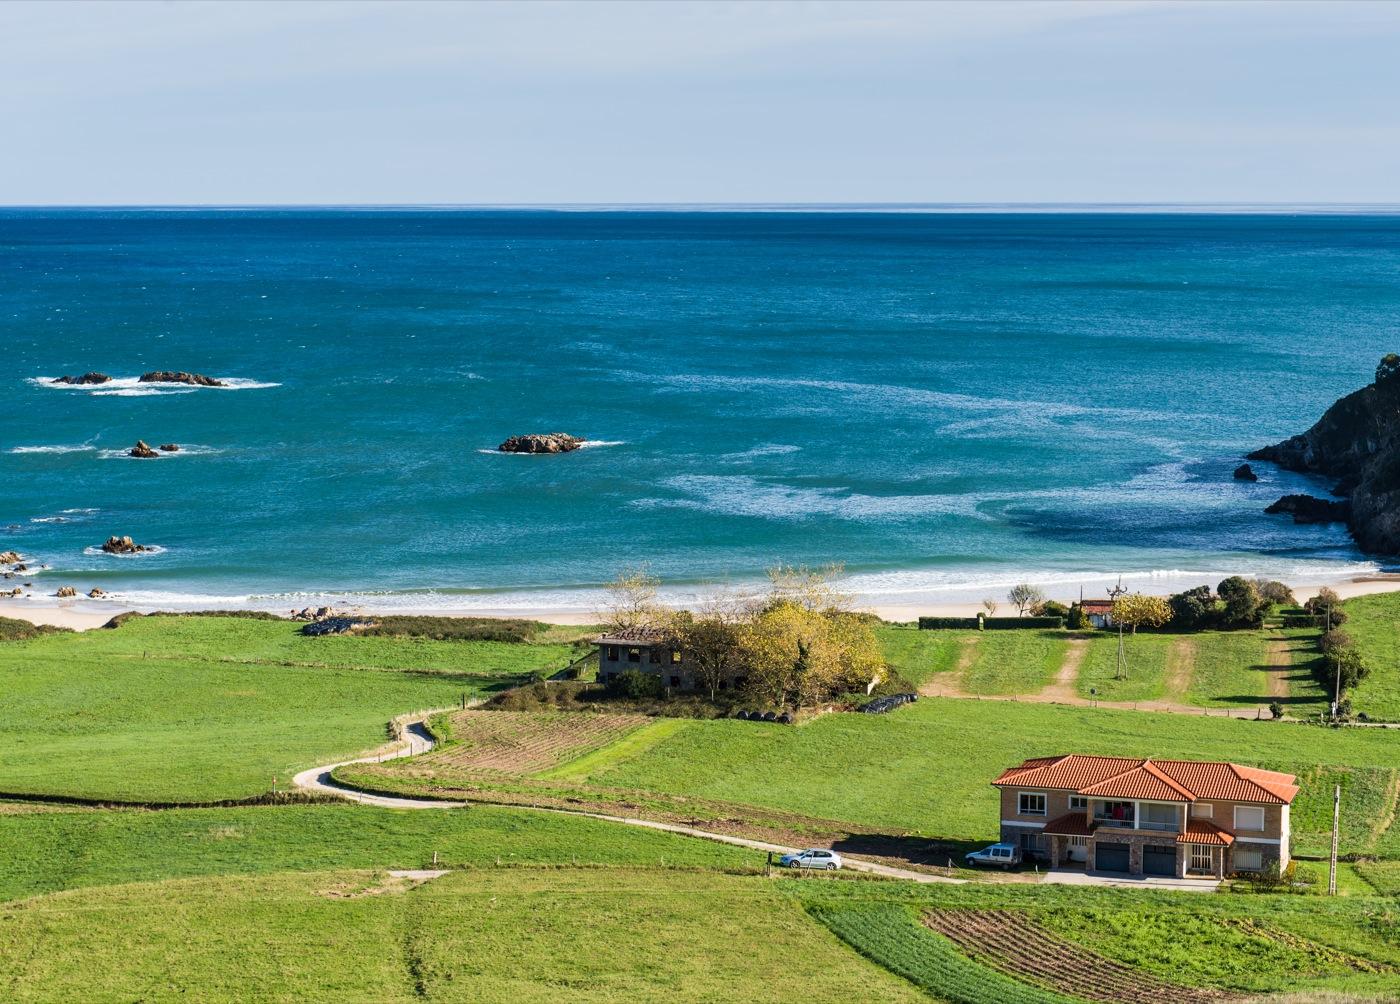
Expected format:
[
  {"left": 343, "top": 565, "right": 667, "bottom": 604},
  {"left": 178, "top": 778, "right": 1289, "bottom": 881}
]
[{"left": 293, "top": 714, "right": 965, "bottom": 885}]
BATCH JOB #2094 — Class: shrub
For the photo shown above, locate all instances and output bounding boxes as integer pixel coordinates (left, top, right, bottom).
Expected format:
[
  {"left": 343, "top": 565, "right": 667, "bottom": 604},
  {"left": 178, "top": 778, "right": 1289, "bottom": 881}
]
[
  {"left": 1032, "top": 600, "right": 1070, "bottom": 619},
  {"left": 1324, "top": 648, "right": 1370, "bottom": 693},
  {"left": 1255, "top": 579, "right": 1296, "bottom": 606},
  {"left": 1318, "top": 629, "right": 1354, "bottom": 656},
  {"left": 606, "top": 668, "right": 664, "bottom": 700},
  {"left": 1304, "top": 590, "right": 1347, "bottom": 628},
  {"left": 1268, "top": 701, "right": 1283, "bottom": 720},
  {"left": 1065, "top": 604, "right": 1092, "bottom": 631},
  {"left": 1217, "top": 576, "right": 1266, "bottom": 629},
  {"left": 358, "top": 615, "right": 544, "bottom": 643},
  {"left": 1167, "top": 585, "right": 1216, "bottom": 631},
  {"left": 0, "top": 616, "right": 71, "bottom": 641}
]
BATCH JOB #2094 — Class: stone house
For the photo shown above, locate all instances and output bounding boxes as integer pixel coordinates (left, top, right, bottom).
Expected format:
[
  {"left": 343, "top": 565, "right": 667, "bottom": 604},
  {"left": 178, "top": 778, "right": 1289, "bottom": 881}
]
[
  {"left": 993, "top": 754, "right": 1298, "bottom": 879},
  {"left": 596, "top": 625, "right": 746, "bottom": 693}
]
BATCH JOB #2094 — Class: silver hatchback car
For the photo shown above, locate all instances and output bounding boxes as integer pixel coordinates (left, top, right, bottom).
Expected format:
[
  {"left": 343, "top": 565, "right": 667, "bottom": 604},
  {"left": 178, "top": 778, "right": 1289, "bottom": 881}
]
[{"left": 779, "top": 848, "right": 843, "bottom": 870}]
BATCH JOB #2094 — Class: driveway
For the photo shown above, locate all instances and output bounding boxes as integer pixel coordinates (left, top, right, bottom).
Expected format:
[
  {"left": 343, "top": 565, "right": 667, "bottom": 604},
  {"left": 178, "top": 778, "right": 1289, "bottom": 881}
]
[{"left": 1041, "top": 868, "right": 1220, "bottom": 892}]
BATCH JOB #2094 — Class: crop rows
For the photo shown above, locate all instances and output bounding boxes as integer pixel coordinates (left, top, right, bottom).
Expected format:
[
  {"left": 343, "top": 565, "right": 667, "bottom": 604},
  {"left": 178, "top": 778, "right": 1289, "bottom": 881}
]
[
  {"left": 923, "top": 909, "right": 1236, "bottom": 1004},
  {"left": 807, "top": 903, "right": 1078, "bottom": 1004},
  {"left": 421, "top": 710, "right": 652, "bottom": 775}
]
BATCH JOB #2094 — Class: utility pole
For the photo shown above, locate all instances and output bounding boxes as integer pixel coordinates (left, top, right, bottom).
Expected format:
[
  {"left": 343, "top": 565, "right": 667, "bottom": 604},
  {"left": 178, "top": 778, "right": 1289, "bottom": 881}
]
[
  {"left": 1108, "top": 576, "right": 1127, "bottom": 680},
  {"left": 1329, "top": 783, "right": 1340, "bottom": 896}
]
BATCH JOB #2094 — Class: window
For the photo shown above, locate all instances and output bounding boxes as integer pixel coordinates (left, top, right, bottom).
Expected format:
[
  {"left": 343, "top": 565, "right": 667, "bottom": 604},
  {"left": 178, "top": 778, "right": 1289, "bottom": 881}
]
[
  {"left": 606, "top": 646, "right": 619, "bottom": 661},
  {"left": 1234, "top": 806, "right": 1266, "bottom": 832},
  {"left": 1019, "top": 832, "right": 1040, "bottom": 853},
  {"left": 669, "top": 676, "right": 680, "bottom": 688},
  {"left": 1069, "top": 796, "right": 1088, "bottom": 810},
  {"left": 1233, "top": 848, "right": 1263, "bottom": 872},
  {"left": 648, "top": 649, "right": 661, "bottom": 664},
  {"left": 1141, "top": 803, "right": 1180, "bottom": 831},
  {"left": 1018, "top": 793, "right": 1047, "bottom": 816},
  {"left": 1191, "top": 803, "right": 1213, "bottom": 819},
  {"left": 671, "top": 650, "right": 682, "bottom": 664},
  {"left": 627, "top": 647, "right": 641, "bottom": 663}
]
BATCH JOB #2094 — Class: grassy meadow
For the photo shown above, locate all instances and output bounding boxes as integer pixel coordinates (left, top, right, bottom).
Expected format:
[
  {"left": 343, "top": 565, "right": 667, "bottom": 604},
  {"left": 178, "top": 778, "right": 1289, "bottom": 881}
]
[{"left": 0, "top": 615, "right": 580, "bottom": 801}]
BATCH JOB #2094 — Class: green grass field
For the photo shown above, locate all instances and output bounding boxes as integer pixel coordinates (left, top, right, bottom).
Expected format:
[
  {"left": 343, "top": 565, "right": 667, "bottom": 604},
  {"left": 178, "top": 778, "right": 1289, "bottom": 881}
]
[
  {"left": 0, "top": 869, "right": 928, "bottom": 1004},
  {"left": 875, "top": 625, "right": 968, "bottom": 685},
  {"left": 0, "top": 616, "right": 579, "bottom": 802},
  {"left": 0, "top": 803, "right": 761, "bottom": 903},
  {"left": 1343, "top": 592, "right": 1400, "bottom": 720},
  {"left": 581, "top": 698, "right": 1400, "bottom": 854},
  {"left": 962, "top": 630, "right": 1067, "bottom": 695}
]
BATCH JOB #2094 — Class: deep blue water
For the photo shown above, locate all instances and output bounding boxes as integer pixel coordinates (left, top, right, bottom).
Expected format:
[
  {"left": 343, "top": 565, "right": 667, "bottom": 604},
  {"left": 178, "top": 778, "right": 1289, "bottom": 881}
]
[{"left": 2, "top": 209, "right": 1396, "bottom": 612}]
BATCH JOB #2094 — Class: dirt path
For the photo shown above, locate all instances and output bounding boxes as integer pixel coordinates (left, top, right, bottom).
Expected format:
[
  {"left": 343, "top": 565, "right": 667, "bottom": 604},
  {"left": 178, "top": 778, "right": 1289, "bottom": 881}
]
[
  {"left": 918, "top": 634, "right": 980, "bottom": 697},
  {"left": 1163, "top": 638, "right": 1196, "bottom": 703},
  {"left": 294, "top": 711, "right": 964, "bottom": 885},
  {"left": 1037, "top": 638, "right": 1087, "bottom": 703},
  {"left": 1265, "top": 638, "right": 1291, "bottom": 700}
]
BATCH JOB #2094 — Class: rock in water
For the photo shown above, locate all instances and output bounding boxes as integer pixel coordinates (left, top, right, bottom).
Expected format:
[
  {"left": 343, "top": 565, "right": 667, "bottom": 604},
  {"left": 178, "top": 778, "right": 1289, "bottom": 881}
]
[
  {"left": 1264, "top": 494, "right": 1350, "bottom": 524},
  {"left": 1233, "top": 463, "right": 1258, "bottom": 482},
  {"left": 497, "top": 433, "right": 585, "bottom": 454},
  {"left": 52, "top": 372, "right": 112, "bottom": 385},
  {"left": 129, "top": 440, "right": 160, "bottom": 459},
  {"left": 88, "top": 587, "right": 106, "bottom": 598},
  {"left": 158, "top": 443, "right": 180, "bottom": 452},
  {"left": 55, "top": 586, "right": 77, "bottom": 598},
  {"left": 138, "top": 371, "right": 226, "bottom": 387},
  {"left": 0, "top": 551, "right": 21, "bottom": 565},
  {"left": 101, "top": 535, "right": 150, "bottom": 555},
  {"left": 1249, "top": 353, "right": 1400, "bottom": 552}
]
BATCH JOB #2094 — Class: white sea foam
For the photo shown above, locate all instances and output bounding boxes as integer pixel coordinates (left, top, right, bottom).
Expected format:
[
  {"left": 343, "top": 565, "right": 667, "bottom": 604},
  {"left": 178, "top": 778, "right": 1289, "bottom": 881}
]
[
  {"left": 723, "top": 443, "right": 801, "bottom": 461},
  {"left": 634, "top": 474, "right": 985, "bottom": 522},
  {"left": 8, "top": 444, "right": 98, "bottom": 455},
  {"left": 28, "top": 375, "right": 280, "bottom": 396},
  {"left": 97, "top": 445, "right": 222, "bottom": 460},
  {"left": 30, "top": 508, "right": 100, "bottom": 524}
]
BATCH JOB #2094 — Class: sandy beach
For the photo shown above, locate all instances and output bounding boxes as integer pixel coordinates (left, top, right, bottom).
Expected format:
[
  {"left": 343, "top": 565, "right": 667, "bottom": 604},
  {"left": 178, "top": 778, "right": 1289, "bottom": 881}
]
[{"left": 7, "top": 574, "right": 1399, "bottom": 632}]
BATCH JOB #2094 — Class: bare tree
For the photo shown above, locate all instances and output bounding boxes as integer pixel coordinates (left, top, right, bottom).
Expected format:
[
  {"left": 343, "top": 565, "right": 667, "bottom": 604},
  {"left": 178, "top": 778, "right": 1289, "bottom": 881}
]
[
  {"left": 765, "top": 563, "right": 852, "bottom": 614},
  {"left": 674, "top": 614, "right": 742, "bottom": 701},
  {"left": 981, "top": 597, "right": 999, "bottom": 617},
  {"left": 600, "top": 566, "right": 663, "bottom": 632},
  {"left": 1007, "top": 583, "right": 1047, "bottom": 617}
]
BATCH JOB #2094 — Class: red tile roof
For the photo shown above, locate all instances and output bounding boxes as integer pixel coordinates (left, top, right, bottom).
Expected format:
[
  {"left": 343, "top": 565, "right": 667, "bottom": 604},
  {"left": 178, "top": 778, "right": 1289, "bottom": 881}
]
[
  {"left": 993, "top": 754, "right": 1298, "bottom": 805},
  {"left": 1080, "top": 600, "right": 1115, "bottom": 614},
  {"left": 1178, "top": 819, "right": 1235, "bottom": 846},
  {"left": 1042, "top": 812, "right": 1094, "bottom": 837}
]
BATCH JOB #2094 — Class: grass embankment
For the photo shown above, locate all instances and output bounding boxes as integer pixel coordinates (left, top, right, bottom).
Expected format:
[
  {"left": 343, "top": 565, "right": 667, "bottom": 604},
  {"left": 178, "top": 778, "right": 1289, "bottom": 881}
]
[
  {"left": 0, "top": 803, "right": 761, "bottom": 902},
  {"left": 1344, "top": 592, "right": 1400, "bottom": 720},
  {"left": 0, "top": 870, "right": 928, "bottom": 1004},
  {"left": 0, "top": 615, "right": 579, "bottom": 802}
]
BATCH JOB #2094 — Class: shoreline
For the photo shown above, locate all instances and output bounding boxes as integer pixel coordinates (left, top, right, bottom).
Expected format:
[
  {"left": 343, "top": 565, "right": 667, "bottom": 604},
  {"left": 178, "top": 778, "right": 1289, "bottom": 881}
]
[{"left": 7, "top": 573, "right": 1399, "bottom": 632}]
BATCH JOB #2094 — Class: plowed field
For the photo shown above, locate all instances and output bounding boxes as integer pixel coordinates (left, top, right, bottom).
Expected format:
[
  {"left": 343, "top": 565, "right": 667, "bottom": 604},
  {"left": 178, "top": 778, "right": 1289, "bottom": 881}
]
[{"left": 422, "top": 710, "right": 653, "bottom": 775}]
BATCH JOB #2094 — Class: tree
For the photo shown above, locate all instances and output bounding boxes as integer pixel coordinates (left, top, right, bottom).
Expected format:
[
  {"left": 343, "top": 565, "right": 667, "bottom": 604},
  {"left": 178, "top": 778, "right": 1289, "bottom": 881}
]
[
  {"left": 1325, "top": 647, "right": 1370, "bottom": 694},
  {"left": 601, "top": 566, "right": 663, "bottom": 633},
  {"left": 673, "top": 613, "right": 741, "bottom": 701},
  {"left": 764, "top": 563, "right": 851, "bottom": 614},
  {"left": 1034, "top": 599, "right": 1070, "bottom": 619},
  {"left": 1066, "top": 603, "right": 1091, "bottom": 631},
  {"left": 1007, "top": 583, "right": 1046, "bottom": 617},
  {"left": 1167, "top": 585, "right": 1216, "bottom": 631},
  {"left": 1217, "top": 576, "right": 1266, "bottom": 629},
  {"left": 1111, "top": 593, "right": 1171, "bottom": 634},
  {"left": 1305, "top": 588, "right": 1347, "bottom": 629},
  {"left": 1255, "top": 580, "right": 1296, "bottom": 607},
  {"left": 980, "top": 597, "right": 998, "bottom": 617}
]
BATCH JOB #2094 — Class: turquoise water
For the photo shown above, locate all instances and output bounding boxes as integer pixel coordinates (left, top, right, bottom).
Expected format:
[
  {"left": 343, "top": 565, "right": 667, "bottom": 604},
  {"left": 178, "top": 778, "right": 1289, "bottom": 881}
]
[{"left": 2, "top": 209, "right": 1395, "bottom": 612}]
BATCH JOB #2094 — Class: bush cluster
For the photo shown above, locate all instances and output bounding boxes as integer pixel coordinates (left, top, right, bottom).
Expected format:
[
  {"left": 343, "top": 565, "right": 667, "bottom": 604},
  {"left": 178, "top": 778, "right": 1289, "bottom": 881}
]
[
  {"left": 0, "top": 616, "right": 71, "bottom": 641},
  {"left": 357, "top": 615, "right": 545, "bottom": 643}
]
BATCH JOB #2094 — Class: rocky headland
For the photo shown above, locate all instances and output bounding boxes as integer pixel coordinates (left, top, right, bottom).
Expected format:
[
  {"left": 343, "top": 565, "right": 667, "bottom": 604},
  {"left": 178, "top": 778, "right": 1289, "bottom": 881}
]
[
  {"left": 498, "top": 433, "right": 585, "bottom": 454},
  {"left": 1249, "top": 354, "right": 1400, "bottom": 553},
  {"left": 139, "top": 371, "right": 226, "bottom": 387}
]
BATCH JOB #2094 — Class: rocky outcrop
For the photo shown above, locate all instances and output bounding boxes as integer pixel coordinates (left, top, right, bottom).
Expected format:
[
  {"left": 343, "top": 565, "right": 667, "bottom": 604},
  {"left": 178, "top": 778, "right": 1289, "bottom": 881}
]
[
  {"left": 1250, "top": 354, "right": 1400, "bottom": 553},
  {"left": 139, "top": 371, "right": 225, "bottom": 387},
  {"left": 0, "top": 551, "right": 22, "bottom": 565},
  {"left": 1233, "top": 463, "right": 1258, "bottom": 482},
  {"left": 55, "top": 586, "right": 76, "bottom": 598},
  {"left": 498, "top": 433, "right": 585, "bottom": 454},
  {"left": 101, "top": 535, "right": 150, "bottom": 555},
  {"left": 159, "top": 443, "right": 180, "bottom": 452},
  {"left": 88, "top": 587, "right": 106, "bottom": 598},
  {"left": 129, "top": 440, "right": 160, "bottom": 459},
  {"left": 1263, "top": 494, "right": 1350, "bottom": 524},
  {"left": 53, "top": 372, "right": 112, "bottom": 385}
]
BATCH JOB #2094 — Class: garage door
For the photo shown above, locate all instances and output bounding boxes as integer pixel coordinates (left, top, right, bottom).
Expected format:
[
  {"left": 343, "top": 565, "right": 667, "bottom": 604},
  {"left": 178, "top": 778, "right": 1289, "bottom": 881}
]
[
  {"left": 1095, "top": 842, "right": 1129, "bottom": 873},
  {"left": 1143, "top": 845, "right": 1176, "bottom": 877}
]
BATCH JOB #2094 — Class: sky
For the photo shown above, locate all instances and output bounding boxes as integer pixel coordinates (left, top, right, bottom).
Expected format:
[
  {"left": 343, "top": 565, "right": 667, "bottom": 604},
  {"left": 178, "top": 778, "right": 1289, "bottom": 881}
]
[{"left": 2, "top": 0, "right": 1399, "bottom": 205}]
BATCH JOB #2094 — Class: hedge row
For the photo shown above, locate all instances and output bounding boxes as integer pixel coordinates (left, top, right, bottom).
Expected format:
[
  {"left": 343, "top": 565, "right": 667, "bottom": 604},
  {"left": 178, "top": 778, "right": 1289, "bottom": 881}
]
[{"left": 918, "top": 616, "right": 1065, "bottom": 630}]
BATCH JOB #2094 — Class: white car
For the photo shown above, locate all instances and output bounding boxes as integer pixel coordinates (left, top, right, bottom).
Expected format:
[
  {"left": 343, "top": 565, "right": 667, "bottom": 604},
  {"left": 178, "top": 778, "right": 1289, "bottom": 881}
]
[
  {"left": 965, "top": 843, "right": 1022, "bottom": 869},
  {"left": 779, "top": 848, "right": 842, "bottom": 870}
]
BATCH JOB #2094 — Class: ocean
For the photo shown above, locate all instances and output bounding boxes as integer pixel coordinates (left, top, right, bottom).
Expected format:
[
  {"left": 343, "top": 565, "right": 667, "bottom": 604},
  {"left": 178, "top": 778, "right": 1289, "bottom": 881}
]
[{"left": 3, "top": 208, "right": 1396, "bottom": 614}]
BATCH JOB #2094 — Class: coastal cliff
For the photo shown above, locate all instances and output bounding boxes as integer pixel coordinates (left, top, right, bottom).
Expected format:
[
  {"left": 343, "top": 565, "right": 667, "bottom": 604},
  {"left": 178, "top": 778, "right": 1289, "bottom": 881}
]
[{"left": 1249, "top": 354, "right": 1400, "bottom": 553}]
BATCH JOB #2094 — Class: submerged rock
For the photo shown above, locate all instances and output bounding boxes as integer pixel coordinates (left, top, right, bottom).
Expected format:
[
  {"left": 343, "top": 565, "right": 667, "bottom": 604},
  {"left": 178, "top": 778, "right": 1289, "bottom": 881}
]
[
  {"left": 129, "top": 440, "right": 160, "bottom": 459},
  {"left": 101, "top": 535, "right": 150, "bottom": 555},
  {"left": 1233, "top": 463, "right": 1258, "bottom": 482},
  {"left": 52, "top": 372, "right": 112, "bottom": 385},
  {"left": 497, "top": 433, "right": 585, "bottom": 454},
  {"left": 138, "top": 371, "right": 226, "bottom": 387},
  {"left": 1250, "top": 353, "right": 1400, "bottom": 553}
]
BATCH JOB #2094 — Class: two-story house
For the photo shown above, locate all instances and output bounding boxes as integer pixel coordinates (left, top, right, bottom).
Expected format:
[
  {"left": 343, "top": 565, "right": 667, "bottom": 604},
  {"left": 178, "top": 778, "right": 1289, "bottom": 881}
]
[
  {"left": 596, "top": 625, "right": 747, "bottom": 692},
  {"left": 993, "top": 754, "right": 1298, "bottom": 878}
]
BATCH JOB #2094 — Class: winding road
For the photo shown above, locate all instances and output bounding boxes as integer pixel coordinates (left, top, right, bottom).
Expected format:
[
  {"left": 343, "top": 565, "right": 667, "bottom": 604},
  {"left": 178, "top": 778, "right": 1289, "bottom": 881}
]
[{"left": 293, "top": 713, "right": 964, "bottom": 885}]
